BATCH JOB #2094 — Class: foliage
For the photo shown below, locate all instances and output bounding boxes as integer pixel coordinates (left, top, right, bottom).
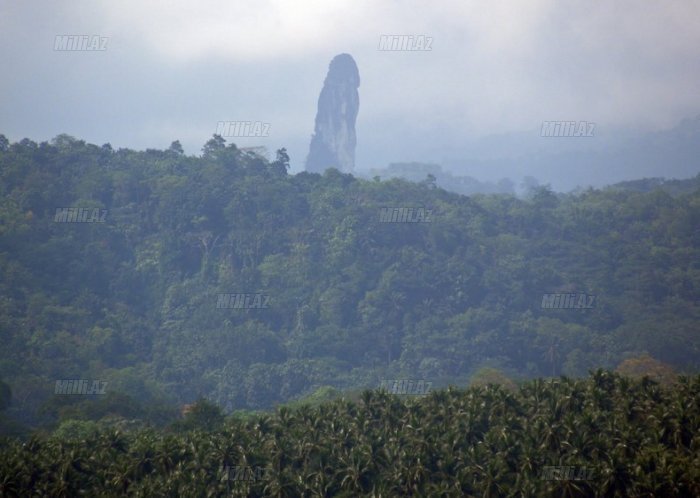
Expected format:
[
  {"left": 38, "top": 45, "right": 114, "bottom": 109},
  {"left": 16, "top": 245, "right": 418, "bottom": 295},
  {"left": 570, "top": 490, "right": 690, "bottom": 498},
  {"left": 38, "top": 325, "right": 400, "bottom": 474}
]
[
  {"left": 469, "top": 367, "right": 519, "bottom": 392},
  {"left": 0, "top": 372, "right": 698, "bottom": 496},
  {"left": 51, "top": 419, "right": 100, "bottom": 441},
  {"left": 171, "top": 397, "right": 225, "bottom": 432},
  {"left": 0, "top": 133, "right": 699, "bottom": 429},
  {"left": 615, "top": 354, "right": 678, "bottom": 387}
]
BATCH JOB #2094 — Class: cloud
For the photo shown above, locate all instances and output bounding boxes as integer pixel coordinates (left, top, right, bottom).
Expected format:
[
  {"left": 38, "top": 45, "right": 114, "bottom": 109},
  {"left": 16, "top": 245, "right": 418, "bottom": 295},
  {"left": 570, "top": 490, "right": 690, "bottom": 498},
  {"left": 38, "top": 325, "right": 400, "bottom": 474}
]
[
  {"left": 1, "top": 0, "right": 699, "bottom": 184},
  {"left": 96, "top": 0, "right": 378, "bottom": 62}
]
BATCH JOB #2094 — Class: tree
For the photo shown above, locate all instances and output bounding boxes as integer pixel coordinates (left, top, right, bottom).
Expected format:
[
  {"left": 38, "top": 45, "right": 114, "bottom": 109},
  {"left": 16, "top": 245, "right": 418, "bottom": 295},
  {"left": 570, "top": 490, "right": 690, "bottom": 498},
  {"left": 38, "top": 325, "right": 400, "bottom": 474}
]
[
  {"left": 421, "top": 173, "right": 437, "bottom": 189},
  {"left": 51, "top": 133, "right": 79, "bottom": 149},
  {"left": 51, "top": 419, "right": 100, "bottom": 440},
  {"left": 168, "top": 140, "right": 184, "bottom": 155},
  {"left": 176, "top": 397, "right": 224, "bottom": 431},
  {"left": 271, "top": 148, "right": 290, "bottom": 175},
  {"left": 469, "top": 367, "right": 518, "bottom": 392},
  {"left": 201, "top": 134, "right": 226, "bottom": 159},
  {"left": 615, "top": 354, "right": 678, "bottom": 387}
]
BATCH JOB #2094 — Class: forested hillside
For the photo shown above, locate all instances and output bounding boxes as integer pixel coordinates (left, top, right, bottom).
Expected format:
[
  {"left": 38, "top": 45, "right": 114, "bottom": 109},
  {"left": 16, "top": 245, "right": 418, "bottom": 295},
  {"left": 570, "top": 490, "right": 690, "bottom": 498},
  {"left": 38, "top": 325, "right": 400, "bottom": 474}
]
[{"left": 0, "top": 133, "right": 699, "bottom": 433}]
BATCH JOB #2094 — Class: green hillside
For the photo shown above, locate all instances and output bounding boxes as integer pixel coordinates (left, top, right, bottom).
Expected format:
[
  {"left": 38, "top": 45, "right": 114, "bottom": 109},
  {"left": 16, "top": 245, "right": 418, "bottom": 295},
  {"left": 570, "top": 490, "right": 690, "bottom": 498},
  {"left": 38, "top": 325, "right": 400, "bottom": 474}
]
[{"left": 0, "top": 134, "right": 699, "bottom": 434}]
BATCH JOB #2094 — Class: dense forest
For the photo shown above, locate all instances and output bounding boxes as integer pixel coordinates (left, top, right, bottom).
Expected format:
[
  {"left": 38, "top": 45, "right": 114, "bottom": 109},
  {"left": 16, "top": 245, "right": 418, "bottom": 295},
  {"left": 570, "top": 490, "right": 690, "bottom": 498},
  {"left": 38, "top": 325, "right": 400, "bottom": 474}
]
[
  {"left": 0, "top": 133, "right": 699, "bottom": 439},
  {"left": 1, "top": 372, "right": 698, "bottom": 496}
]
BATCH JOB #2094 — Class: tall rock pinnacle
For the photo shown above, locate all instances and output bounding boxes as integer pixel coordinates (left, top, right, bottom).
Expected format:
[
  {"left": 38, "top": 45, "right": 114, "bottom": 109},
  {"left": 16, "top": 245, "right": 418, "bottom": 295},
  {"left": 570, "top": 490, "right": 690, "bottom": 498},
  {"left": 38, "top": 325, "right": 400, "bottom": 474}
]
[{"left": 305, "top": 53, "right": 360, "bottom": 174}]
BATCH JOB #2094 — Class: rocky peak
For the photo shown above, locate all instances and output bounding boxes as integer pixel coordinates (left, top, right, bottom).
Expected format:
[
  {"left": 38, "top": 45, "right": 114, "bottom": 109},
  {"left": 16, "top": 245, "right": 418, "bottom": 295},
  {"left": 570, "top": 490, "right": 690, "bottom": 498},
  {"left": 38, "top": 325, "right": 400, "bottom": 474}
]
[{"left": 305, "top": 53, "right": 360, "bottom": 174}]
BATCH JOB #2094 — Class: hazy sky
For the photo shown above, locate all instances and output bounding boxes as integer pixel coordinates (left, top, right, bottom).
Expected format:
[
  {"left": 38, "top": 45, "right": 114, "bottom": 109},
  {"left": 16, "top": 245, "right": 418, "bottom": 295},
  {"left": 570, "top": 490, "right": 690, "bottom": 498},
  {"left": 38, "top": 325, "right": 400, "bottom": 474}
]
[{"left": 2, "top": 0, "right": 699, "bottom": 183}]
